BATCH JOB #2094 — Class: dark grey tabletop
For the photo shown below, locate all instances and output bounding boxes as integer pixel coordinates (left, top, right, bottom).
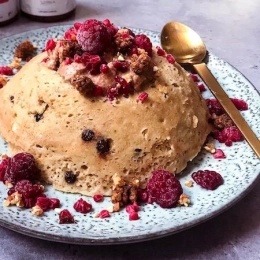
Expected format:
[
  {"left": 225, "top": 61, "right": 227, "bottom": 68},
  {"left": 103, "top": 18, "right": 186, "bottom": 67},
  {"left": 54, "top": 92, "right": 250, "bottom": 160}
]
[{"left": 0, "top": 1, "right": 259, "bottom": 259}]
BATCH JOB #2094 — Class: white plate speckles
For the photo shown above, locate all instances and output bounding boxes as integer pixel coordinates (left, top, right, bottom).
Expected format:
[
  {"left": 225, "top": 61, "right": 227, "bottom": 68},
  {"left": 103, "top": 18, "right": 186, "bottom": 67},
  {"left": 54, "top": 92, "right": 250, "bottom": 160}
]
[{"left": 0, "top": 26, "right": 259, "bottom": 245}]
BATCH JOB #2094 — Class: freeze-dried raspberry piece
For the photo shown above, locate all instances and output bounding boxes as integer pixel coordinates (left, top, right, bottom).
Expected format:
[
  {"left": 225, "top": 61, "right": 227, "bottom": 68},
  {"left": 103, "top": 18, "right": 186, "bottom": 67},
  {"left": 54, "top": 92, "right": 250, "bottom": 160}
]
[
  {"left": 59, "top": 209, "right": 75, "bottom": 224},
  {"left": 73, "top": 198, "right": 92, "bottom": 214}
]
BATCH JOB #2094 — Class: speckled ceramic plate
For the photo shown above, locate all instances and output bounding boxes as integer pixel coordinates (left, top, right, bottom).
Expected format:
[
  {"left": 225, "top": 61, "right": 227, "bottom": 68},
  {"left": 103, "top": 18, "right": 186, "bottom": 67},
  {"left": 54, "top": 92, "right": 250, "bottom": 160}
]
[{"left": 0, "top": 26, "right": 259, "bottom": 245}]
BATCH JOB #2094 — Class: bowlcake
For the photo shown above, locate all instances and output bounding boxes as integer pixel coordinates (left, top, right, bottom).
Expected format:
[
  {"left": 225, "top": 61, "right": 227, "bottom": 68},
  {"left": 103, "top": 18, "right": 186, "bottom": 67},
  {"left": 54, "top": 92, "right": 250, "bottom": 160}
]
[{"left": 0, "top": 19, "right": 210, "bottom": 196}]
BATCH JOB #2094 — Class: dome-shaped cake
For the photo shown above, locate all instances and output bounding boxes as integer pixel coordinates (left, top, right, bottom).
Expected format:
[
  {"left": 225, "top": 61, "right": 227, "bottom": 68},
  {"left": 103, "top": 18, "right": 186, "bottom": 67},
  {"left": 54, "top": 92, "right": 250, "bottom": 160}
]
[{"left": 0, "top": 19, "right": 210, "bottom": 196}]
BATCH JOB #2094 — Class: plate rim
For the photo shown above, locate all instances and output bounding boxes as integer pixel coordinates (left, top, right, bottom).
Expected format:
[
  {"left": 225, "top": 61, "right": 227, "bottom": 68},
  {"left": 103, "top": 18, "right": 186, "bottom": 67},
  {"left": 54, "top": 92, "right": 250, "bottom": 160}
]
[{"left": 0, "top": 25, "right": 259, "bottom": 245}]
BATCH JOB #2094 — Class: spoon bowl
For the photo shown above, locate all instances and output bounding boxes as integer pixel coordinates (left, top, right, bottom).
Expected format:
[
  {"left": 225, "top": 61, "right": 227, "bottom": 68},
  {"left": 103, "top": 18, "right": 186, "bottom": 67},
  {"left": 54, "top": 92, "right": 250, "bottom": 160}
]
[
  {"left": 161, "top": 21, "right": 260, "bottom": 158},
  {"left": 161, "top": 21, "right": 206, "bottom": 64}
]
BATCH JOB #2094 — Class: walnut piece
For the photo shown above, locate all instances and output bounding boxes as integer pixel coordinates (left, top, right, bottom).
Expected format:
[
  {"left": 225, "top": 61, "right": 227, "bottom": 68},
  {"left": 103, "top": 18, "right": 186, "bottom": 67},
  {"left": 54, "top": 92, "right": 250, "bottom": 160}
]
[
  {"left": 0, "top": 75, "right": 8, "bottom": 88},
  {"left": 111, "top": 174, "right": 139, "bottom": 207},
  {"left": 204, "top": 142, "right": 216, "bottom": 154},
  {"left": 14, "top": 40, "right": 37, "bottom": 60},
  {"left": 213, "top": 113, "right": 234, "bottom": 129},
  {"left": 114, "top": 28, "right": 134, "bottom": 52},
  {"left": 70, "top": 74, "right": 95, "bottom": 97},
  {"left": 31, "top": 205, "right": 44, "bottom": 216},
  {"left": 3, "top": 192, "right": 24, "bottom": 208},
  {"left": 178, "top": 193, "right": 191, "bottom": 207}
]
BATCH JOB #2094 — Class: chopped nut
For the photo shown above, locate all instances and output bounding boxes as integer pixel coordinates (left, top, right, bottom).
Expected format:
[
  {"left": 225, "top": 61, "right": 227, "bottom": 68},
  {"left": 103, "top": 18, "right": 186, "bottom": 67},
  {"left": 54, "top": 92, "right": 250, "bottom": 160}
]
[
  {"left": 204, "top": 143, "right": 216, "bottom": 154},
  {"left": 54, "top": 208, "right": 62, "bottom": 214},
  {"left": 117, "top": 54, "right": 125, "bottom": 61},
  {"left": 193, "top": 115, "right": 198, "bottom": 128},
  {"left": 178, "top": 193, "right": 190, "bottom": 207},
  {"left": 5, "top": 181, "right": 13, "bottom": 189},
  {"left": 31, "top": 205, "right": 44, "bottom": 216},
  {"left": 0, "top": 75, "right": 8, "bottom": 87},
  {"left": 112, "top": 202, "right": 120, "bottom": 212},
  {"left": 9, "top": 57, "right": 22, "bottom": 69},
  {"left": 213, "top": 113, "right": 234, "bottom": 129},
  {"left": 185, "top": 180, "right": 193, "bottom": 187},
  {"left": 3, "top": 192, "right": 24, "bottom": 207},
  {"left": 153, "top": 66, "right": 159, "bottom": 71}
]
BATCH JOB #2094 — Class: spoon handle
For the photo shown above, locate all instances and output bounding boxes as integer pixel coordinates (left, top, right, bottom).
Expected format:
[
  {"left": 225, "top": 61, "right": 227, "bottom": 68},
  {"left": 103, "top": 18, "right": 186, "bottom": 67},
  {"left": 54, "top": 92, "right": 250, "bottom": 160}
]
[{"left": 193, "top": 63, "right": 260, "bottom": 158}]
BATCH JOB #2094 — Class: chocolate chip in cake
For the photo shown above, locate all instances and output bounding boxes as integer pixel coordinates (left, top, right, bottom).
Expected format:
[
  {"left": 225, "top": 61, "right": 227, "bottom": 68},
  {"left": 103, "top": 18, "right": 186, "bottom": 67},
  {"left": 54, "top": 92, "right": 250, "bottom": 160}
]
[
  {"left": 81, "top": 129, "right": 95, "bottom": 141},
  {"left": 64, "top": 171, "right": 77, "bottom": 184},
  {"left": 96, "top": 138, "right": 110, "bottom": 154},
  {"left": 10, "top": 96, "right": 14, "bottom": 103}
]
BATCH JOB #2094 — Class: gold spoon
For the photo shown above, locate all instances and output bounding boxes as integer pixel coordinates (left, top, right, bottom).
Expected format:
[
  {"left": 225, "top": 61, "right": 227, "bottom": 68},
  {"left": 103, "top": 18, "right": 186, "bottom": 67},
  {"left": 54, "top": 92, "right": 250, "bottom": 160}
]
[{"left": 161, "top": 21, "right": 260, "bottom": 158}]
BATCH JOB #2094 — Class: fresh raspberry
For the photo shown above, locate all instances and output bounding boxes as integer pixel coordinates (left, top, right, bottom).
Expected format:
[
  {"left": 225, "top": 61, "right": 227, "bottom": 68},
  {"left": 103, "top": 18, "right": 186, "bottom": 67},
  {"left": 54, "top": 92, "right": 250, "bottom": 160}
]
[
  {"left": 4, "top": 153, "right": 41, "bottom": 185},
  {"left": 93, "top": 194, "right": 104, "bottom": 202},
  {"left": 137, "top": 92, "right": 148, "bottom": 103},
  {"left": 49, "top": 198, "right": 60, "bottom": 209},
  {"left": 213, "top": 126, "right": 242, "bottom": 146},
  {"left": 134, "top": 34, "right": 152, "bottom": 56},
  {"left": 76, "top": 19, "right": 111, "bottom": 55},
  {"left": 24, "top": 197, "right": 37, "bottom": 208},
  {"left": 45, "top": 39, "right": 56, "bottom": 51},
  {"left": 0, "top": 157, "right": 11, "bottom": 182},
  {"left": 0, "top": 66, "right": 13, "bottom": 76},
  {"left": 15, "top": 180, "right": 43, "bottom": 198},
  {"left": 73, "top": 198, "right": 92, "bottom": 214},
  {"left": 36, "top": 197, "right": 50, "bottom": 211},
  {"left": 213, "top": 149, "right": 226, "bottom": 159},
  {"left": 59, "top": 209, "right": 75, "bottom": 224},
  {"left": 147, "top": 170, "right": 183, "bottom": 208},
  {"left": 73, "top": 22, "right": 82, "bottom": 30},
  {"left": 192, "top": 170, "right": 224, "bottom": 190}
]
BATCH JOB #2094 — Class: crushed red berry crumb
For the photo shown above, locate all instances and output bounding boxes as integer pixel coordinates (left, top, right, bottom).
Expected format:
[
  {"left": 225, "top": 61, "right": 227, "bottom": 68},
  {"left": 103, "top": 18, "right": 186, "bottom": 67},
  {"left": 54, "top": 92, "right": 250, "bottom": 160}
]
[
  {"left": 0, "top": 157, "right": 11, "bottom": 182},
  {"left": 49, "top": 198, "right": 60, "bottom": 209},
  {"left": 73, "top": 198, "right": 92, "bottom": 214},
  {"left": 126, "top": 202, "right": 139, "bottom": 214},
  {"left": 230, "top": 98, "right": 248, "bottom": 111},
  {"left": 59, "top": 209, "right": 75, "bottom": 224},
  {"left": 134, "top": 34, "right": 153, "bottom": 56},
  {"left": 192, "top": 170, "right": 224, "bottom": 190},
  {"left": 36, "top": 197, "right": 50, "bottom": 211},
  {"left": 100, "top": 64, "right": 109, "bottom": 74},
  {"left": 0, "top": 66, "right": 13, "bottom": 76},
  {"left": 147, "top": 170, "right": 183, "bottom": 208},
  {"left": 129, "top": 211, "right": 139, "bottom": 221},
  {"left": 190, "top": 74, "right": 200, "bottom": 82},
  {"left": 166, "top": 54, "right": 175, "bottom": 64},
  {"left": 197, "top": 83, "right": 206, "bottom": 92},
  {"left": 156, "top": 46, "right": 166, "bottom": 56},
  {"left": 138, "top": 92, "right": 148, "bottom": 103},
  {"left": 76, "top": 19, "right": 111, "bottom": 55},
  {"left": 93, "top": 194, "right": 104, "bottom": 202},
  {"left": 213, "top": 149, "right": 226, "bottom": 159},
  {"left": 98, "top": 209, "right": 110, "bottom": 218},
  {"left": 45, "top": 39, "right": 56, "bottom": 51}
]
